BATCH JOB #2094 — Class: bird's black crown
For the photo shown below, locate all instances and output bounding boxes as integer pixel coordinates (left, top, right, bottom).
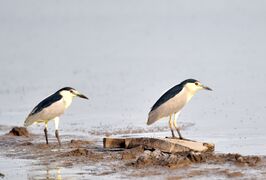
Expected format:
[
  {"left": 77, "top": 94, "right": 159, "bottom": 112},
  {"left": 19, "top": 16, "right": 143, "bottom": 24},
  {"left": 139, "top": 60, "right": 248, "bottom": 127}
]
[
  {"left": 180, "top": 79, "right": 198, "bottom": 86},
  {"left": 57, "top": 87, "right": 76, "bottom": 93}
]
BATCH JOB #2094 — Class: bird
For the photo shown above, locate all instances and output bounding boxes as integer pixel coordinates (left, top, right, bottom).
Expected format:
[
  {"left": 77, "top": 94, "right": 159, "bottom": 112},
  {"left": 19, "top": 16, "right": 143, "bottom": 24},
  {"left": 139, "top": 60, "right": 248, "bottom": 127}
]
[
  {"left": 147, "top": 79, "right": 212, "bottom": 139},
  {"left": 24, "top": 87, "right": 88, "bottom": 145}
]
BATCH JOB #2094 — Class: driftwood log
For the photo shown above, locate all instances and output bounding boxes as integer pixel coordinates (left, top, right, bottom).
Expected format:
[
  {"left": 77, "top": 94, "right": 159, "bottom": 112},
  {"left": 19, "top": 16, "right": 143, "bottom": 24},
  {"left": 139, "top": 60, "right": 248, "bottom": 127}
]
[{"left": 103, "top": 137, "right": 214, "bottom": 153}]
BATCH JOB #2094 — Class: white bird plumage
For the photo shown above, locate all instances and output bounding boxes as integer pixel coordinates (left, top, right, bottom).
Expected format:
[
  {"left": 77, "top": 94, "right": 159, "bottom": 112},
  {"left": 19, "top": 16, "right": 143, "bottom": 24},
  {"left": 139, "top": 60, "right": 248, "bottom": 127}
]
[
  {"left": 147, "top": 79, "right": 212, "bottom": 139},
  {"left": 24, "top": 87, "right": 88, "bottom": 145}
]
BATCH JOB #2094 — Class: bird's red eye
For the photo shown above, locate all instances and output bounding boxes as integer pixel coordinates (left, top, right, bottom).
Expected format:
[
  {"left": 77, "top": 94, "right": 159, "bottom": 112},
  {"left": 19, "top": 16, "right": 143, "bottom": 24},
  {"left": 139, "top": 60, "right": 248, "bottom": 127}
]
[{"left": 195, "top": 82, "right": 199, "bottom": 86}]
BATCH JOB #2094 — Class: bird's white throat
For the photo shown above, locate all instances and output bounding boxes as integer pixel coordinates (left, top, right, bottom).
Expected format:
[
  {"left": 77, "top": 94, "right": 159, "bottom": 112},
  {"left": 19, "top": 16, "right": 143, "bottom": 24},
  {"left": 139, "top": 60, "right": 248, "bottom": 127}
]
[
  {"left": 60, "top": 90, "right": 74, "bottom": 109},
  {"left": 184, "top": 84, "right": 199, "bottom": 103}
]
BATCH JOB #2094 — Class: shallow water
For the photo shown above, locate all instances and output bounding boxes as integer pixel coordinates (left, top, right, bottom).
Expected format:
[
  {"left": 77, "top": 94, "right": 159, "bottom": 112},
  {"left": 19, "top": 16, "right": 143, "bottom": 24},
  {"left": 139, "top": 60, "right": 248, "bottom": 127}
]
[
  {"left": 0, "top": 0, "right": 266, "bottom": 179},
  {"left": 0, "top": 157, "right": 29, "bottom": 179}
]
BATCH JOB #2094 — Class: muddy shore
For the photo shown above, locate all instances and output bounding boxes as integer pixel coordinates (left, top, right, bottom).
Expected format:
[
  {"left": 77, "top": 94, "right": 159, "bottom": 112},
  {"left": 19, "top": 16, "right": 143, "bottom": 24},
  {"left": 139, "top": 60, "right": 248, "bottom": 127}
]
[{"left": 0, "top": 127, "right": 265, "bottom": 179}]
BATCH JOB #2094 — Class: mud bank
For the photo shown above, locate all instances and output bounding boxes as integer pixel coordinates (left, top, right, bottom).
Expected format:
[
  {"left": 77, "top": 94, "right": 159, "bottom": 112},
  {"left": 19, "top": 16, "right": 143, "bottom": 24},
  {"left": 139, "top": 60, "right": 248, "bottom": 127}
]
[
  {"left": 129, "top": 149, "right": 260, "bottom": 168},
  {"left": 0, "top": 127, "right": 265, "bottom": 179}
]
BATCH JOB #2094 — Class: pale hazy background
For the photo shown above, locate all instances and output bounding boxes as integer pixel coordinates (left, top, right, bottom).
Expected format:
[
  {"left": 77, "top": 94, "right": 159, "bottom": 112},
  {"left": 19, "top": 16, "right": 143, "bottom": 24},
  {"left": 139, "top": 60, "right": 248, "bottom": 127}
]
[{"left": 0, "top": 0, "right": 266, "bottom": 155}]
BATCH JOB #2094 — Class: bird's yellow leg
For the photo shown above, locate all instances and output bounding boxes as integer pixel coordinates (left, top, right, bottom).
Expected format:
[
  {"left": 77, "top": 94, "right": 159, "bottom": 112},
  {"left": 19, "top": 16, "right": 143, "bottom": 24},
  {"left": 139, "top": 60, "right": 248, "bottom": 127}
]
[
  {"left": 168, "top": 115, "right": 175, "bottom": 138},
  {"left": 44, "top": 121, "right": 49, "bottom": 144},
  {"left": 173, "top": 112, "right": 183, "bottom": 139},
  {"left": 54, "top": 117, "right": 61, "bottom": 146}
]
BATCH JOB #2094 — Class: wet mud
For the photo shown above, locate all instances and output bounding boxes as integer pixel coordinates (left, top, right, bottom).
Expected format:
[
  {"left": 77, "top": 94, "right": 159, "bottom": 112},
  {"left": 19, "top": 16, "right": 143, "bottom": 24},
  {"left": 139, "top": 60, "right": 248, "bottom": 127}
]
[
  {"left": 129, "top": 149, "right": 261, "bottom": 168},
  {"left": 1, "top": 126, "right": 266, "bottom": 179}
]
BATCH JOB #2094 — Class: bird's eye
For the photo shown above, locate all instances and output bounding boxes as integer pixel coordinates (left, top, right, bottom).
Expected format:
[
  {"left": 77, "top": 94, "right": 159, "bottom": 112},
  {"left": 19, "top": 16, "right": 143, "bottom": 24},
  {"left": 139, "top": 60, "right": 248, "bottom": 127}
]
[
  {"left": 195, "top": 82, "right": 199, "bottom": 86},
  {"left": 70, "top": 90, "right": 74, "bottom": 93}
]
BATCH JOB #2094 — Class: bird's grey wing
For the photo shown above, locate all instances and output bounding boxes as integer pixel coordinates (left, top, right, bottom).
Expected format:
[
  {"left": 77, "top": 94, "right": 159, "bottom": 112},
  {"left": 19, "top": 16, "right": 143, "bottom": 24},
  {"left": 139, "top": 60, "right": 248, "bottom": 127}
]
[
  {"left": 24, "top": 93, "right": 62, "bottom": 126},
  {"left": 29, "top": 93, "right": 62, "bottom": 116},
  {"left": 150, "top": 84, "right": 183, "bottom": 112},
  {"left": 147, "top": 84, "right": 184, "bottom": 125}
]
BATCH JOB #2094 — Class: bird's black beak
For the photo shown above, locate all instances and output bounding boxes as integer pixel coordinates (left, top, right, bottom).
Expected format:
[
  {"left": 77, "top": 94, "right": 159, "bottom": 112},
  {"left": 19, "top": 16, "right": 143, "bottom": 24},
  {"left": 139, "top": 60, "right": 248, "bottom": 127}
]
[
  {"left": 202, "top": 85, "right": 213, "bottom": 91},
  {"left": 77, "top": 94, "right": 89, "bottom": 99}
]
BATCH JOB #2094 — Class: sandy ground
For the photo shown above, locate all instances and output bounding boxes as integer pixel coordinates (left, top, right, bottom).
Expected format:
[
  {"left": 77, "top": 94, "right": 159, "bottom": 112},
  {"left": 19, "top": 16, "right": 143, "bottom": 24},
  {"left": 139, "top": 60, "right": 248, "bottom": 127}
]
[{"left": 0, "top": 126, "right": 265, "bottom": 180}]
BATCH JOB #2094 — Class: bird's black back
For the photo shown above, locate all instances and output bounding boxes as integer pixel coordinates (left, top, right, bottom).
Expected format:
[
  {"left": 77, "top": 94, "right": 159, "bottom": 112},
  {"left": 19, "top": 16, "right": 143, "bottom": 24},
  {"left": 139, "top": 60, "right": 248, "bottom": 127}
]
[
  {"left": 150, "top": 79, "right": 197, "bottom": 112},
  {"left": 29, "top": 92, "right": 63, "bottom": 116}
]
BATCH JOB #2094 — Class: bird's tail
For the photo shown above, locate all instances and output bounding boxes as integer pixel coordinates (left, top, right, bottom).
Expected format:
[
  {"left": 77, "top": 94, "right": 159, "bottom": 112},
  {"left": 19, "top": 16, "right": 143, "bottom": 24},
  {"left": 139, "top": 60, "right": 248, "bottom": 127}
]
[{"left": 147, "top": 110, "right": 160, "bottom": 125}]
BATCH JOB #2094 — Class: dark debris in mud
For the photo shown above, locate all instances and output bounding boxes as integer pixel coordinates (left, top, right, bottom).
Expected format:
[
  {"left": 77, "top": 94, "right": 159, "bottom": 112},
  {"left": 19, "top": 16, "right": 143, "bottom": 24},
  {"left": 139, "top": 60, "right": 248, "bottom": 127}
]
[{"left": 0, "top": 173, "right": 4, "bottom": 178}]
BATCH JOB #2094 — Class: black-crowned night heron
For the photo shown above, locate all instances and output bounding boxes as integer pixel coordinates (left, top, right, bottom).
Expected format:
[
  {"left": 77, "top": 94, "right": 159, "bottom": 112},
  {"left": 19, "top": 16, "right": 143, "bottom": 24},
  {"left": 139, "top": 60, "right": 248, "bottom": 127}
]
[
  {"left": 24, "top": 87, "right": 88, "bottom": 145},
  {"left": 147, "top": 79, "right": 212, "bottom": 139}
]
